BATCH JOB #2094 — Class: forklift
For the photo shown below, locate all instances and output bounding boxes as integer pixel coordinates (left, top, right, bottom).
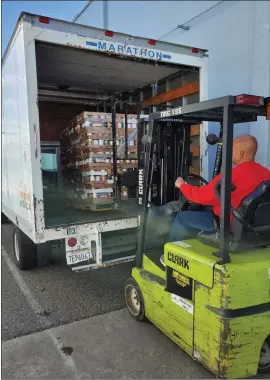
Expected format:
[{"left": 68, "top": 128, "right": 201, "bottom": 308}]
[{"left": 125, "top": 95, "right": 270, "bottom": 378}]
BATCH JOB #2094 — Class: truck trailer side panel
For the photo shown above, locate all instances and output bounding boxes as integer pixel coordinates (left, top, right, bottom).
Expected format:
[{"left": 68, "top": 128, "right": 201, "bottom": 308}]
[{"left": 2, "top": 23, "right": 36, "bottom": 240}]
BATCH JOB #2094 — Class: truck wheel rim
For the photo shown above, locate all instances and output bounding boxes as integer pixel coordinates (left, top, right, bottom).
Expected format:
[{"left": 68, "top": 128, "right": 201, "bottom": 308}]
[
  {"left": 14, "top": 232, "right": 20, "bottom": 262},
  {"left": 125, "top": 284, "right": 140, "bottom": 316},
  {"left": 259, "top": 341, "right": 270, "bottom": 369}
]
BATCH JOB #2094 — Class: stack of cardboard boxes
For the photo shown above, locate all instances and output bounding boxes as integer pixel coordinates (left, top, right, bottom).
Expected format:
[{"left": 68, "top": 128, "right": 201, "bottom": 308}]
[{"left": 60, "top": 111, "right": 138, "bottom": 210}]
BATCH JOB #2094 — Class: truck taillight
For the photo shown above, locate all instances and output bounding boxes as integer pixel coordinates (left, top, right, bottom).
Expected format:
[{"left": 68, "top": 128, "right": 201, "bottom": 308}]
[
  {"left": 68, "top": 237, "right": 77, "bottom": 247},
  {"left": 39, "top": 16, "right": 50, "bottom": 24},
  {"left": 104, "top": 30, "right": 113, "bottom": 37},
  {"left": 148, "top": 39, "right": 156, "bottom": 46},
  {"left": 236, "top": 94, "right": 264, "bottom": 106},
  {"left": 191, "top": 48, "right": 199, "bottom": 54},
  {"left": 266, "top": 99, "right": 270, "bottom": 120}
]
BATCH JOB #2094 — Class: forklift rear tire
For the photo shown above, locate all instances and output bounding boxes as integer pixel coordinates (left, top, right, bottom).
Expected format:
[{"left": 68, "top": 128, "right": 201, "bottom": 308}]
[
  {"left": 13, "top": 226, "right": 37, "bottom": 270},
  {"left": 258, "top": 337, "right": 270, "bottom": 373},
  {"left": 125, "top": 278, "right": 145, "bottom": 321}
]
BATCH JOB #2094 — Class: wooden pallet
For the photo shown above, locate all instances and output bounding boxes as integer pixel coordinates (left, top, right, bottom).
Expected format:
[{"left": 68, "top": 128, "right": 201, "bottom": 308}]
[
  {"left": 71, "top": 201, "right": 114, "bottom": 212},
  {"left": 70, "top": 197, "right": 115, "bottom": 212},
  {"left": 88, "top": 202, "right": 114, "bottom": 211}
]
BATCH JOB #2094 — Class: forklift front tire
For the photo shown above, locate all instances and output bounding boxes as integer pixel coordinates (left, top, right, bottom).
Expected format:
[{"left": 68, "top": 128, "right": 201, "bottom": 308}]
[
  {"left": 125, "top": 278, "right": 145, "bottom": 321},
  {"left": 13, "top": 226, "right": 37, "bottom": 270},
  {"left": 258, "top": 337, "right": 270, "bottom": 373}
]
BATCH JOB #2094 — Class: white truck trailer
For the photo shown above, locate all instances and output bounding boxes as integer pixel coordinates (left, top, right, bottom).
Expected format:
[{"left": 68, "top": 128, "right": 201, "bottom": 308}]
[{"left": 2, "top": 12, "right": 207, "bottom": 271}]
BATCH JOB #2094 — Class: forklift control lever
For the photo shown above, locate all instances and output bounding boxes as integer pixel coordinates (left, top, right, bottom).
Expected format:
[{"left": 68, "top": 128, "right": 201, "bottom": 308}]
[
  {"left": 206, "top": 134, "right": 222, "bottom": 145},
  {"left": 214, "top": 181, "right": 236, "bottom": 201}
]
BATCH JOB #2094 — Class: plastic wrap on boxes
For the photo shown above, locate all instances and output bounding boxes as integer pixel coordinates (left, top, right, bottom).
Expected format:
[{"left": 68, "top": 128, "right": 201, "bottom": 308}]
[{"left": 60, "top": 111, "right": 138, "bottom": 209}]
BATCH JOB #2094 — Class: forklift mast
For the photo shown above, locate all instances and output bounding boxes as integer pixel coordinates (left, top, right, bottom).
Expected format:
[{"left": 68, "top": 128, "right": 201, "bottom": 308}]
[
  {"left": 137, "top": 117, "right": 225, "bottom": 207},
  {"left": 137, "top": 115, "right": 193, "bottom": 207}
]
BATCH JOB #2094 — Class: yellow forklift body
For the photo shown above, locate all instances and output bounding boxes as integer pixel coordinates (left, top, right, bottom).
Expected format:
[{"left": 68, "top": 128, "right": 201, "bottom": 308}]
[{"left": 132, "top": 239, "right": 270, "bottom": 378}]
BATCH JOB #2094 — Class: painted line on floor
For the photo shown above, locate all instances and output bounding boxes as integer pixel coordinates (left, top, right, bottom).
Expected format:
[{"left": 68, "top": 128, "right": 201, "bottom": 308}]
[{"left": 1, "top": 246, "right": 79, "bottom": 378}]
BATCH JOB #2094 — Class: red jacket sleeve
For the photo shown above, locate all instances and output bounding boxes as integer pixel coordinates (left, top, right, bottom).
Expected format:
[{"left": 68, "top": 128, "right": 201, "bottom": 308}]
[{"left": 180, "top": 173, "right": 221, "bottom": 205}]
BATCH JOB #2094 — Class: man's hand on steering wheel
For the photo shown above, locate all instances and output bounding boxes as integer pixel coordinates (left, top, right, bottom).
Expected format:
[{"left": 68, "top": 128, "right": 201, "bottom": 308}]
[
  {"left": 175, "top": 177, "right": 186, "bottom": 188},
  {"left": 175, "top": 173, "right": 209, "bottom": 190},
  {"left": 175, "top": 173, "right": 209, "bottom": 208}
]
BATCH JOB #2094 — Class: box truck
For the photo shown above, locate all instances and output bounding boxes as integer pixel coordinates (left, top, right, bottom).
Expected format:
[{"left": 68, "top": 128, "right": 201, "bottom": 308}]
[{"left": 2, "top": 12, "right": 207, "bottom": 271}]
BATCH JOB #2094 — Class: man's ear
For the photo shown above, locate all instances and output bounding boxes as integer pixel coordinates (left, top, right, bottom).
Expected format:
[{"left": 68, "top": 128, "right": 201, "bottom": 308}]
[{"left": 239, "top": 149, "right": 245, "bottom": 158}]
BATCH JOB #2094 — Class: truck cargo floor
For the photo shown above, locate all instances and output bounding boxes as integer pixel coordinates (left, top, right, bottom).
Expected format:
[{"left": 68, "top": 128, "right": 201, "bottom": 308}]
[{"left": 44, "top": 198, "right": 140, "bottom": 228}]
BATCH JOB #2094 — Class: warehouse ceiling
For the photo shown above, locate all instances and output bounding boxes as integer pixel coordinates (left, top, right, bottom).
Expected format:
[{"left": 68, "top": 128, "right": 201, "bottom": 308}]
[{"left": 35, "top": 42, "right": 194, "bottom": 97}]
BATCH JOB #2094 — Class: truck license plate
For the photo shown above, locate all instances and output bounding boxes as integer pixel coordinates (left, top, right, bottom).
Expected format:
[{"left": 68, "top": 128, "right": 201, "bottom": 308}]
[{"left": 66, "top": 251, "right": 92, "bottom": 265}]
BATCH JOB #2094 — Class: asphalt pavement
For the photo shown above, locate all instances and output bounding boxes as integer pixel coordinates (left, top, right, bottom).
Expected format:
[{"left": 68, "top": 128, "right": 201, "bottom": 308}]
[
  {"left": 2, "top": 223, "right": 213, "bottom": 379},
  {"left": 2, "top": 224, "right": 133, "bottom": 341}
]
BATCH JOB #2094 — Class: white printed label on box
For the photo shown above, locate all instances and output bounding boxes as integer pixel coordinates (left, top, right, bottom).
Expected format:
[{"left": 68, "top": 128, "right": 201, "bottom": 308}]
[
  {"left": 171, "top": 294, "right": 194, "bottom": 315},
  {"left": 172, "top": 241, "right": 191, "bottom": 248}
]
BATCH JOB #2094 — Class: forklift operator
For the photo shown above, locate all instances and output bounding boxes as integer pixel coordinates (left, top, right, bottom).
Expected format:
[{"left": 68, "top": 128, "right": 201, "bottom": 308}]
[{"left": 151, "top": 135, "right": 270, "bottom": 242}]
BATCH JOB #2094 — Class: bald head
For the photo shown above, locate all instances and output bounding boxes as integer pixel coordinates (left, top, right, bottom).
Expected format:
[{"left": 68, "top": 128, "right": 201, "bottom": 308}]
[{"left": 232, "top": 135, "right": 258, "bottom": 165}]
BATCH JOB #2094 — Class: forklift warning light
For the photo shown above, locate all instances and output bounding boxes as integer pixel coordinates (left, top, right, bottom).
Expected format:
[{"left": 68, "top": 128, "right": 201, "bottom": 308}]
[{"left": 236, "top": 94, "right": 264, "bottom": 106}]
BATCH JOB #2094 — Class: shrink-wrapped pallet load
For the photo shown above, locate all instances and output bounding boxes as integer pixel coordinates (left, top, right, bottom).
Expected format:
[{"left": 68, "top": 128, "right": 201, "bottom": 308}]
[{"left": 60, "top": 111, "right": 138, "bottom": 211}]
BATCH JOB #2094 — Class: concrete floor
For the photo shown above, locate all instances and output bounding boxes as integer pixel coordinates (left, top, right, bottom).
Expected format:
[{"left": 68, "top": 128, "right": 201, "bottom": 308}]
[{"left": 2, "top": 309, "right": 213, "bottom": 379}]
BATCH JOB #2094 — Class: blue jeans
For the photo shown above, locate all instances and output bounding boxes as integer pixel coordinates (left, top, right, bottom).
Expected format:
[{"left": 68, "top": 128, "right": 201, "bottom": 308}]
[{"left": 169, "top": 210, "right": 214, "bottom": 241}]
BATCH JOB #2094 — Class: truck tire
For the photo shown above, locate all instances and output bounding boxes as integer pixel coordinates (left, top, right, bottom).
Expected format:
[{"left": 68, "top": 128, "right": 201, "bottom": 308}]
[
  {"left": 36, "top": 243, "right": 52, "bottom": 268},
  {"left": 13, "top": 226, "right": 37, "bottom": 270},
  {"left": 1, "top": 212, "right": 10, "bottom": 224}
]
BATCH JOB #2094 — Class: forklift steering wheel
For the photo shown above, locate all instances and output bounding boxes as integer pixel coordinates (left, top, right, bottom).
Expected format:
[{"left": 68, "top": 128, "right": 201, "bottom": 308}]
[
  {"left": 183, "top": 173, "right": 209, "bottom": 186},
  {"left": 177, "top": 173, "right": 209, "bottom": 211}
]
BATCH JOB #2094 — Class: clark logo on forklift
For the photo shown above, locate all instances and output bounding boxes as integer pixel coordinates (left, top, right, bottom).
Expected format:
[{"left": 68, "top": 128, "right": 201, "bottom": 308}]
[
  {"left": 138, "top": 168, "right": 144, "bottom": 205},
  {"left": 168, "top": 252, "right": 189, "bottom": 270}
]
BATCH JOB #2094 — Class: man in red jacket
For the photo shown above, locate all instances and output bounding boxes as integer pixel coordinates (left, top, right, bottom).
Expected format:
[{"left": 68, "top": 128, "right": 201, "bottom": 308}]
[{"left": 151, "top": 135, "right": 270, "bottom": 242}]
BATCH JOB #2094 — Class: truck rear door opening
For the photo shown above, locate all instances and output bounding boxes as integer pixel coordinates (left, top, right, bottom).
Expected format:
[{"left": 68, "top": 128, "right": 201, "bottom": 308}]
[{"left": 35, "top": 41, "right": 200, "bottom": 228}]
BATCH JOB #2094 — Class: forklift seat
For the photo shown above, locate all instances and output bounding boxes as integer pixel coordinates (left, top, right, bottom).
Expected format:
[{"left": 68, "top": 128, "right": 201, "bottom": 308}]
[{"left": 198, "top": 180, "right": 270, "bottom": 252}]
